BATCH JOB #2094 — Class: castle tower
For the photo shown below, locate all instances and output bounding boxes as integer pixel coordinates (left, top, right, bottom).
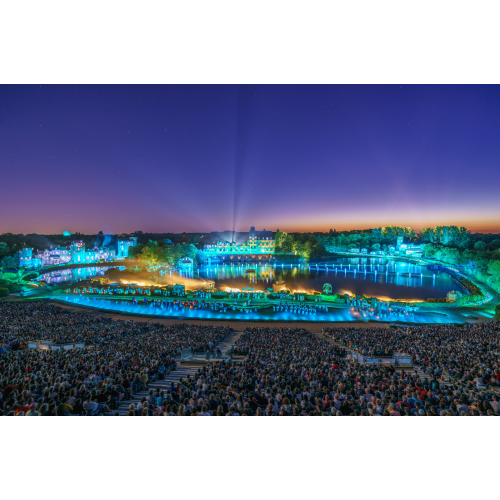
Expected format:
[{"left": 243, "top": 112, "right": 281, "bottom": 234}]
[
  {"left": 21, "top": 247, "right": 33, "bottom": 260},
  {"left": 396, "top": 236, "right": 404, "bottom": 250}
]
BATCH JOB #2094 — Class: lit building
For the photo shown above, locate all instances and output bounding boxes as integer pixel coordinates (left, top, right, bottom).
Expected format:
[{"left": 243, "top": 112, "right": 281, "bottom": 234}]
[
  {"left": 203, "top": 226, "right": 275, "bottom": 260},
  {"left": 178, "top": 256, "right": 194, "bottom": 271},
  {"left": 396, "top": 237, "right": 423, "bottom": 257},
  {"left": 68, "top": 241, "right": 116, "bottom": 264},
  {"left": 19, "top": 247, "right": 42, "bottom": 269},
  {"left": 447, "top": 290, "right": 462, "bottom": 302},
  {"left": 117, "top": 236, "right": 138, "bottom": 259},
  {"left": 20, "top": 241, "right": 116, "bottom": 269}
]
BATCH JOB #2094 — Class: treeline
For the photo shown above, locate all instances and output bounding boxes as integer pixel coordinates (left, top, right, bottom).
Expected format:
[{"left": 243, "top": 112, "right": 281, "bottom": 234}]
[
  {"left": 129, "top": 231, "right": 209, "bottom": 245},
  {"left": 319, "top": 225, "right": 500, "bottom": 252},
  {"left": 129, "top": 240, "right": 199, "bottom": 267},
  {"left": 274, "top": 231, "right": 326, "bottom": 259},
  {"left": 422, "top": 244, "right": 500, "bottom": 293},
  {"left": 319, "top": 226, "right": 415, "bottom": 250},
  {"left": 318, "top": 227, "right": 415, "bottom": 251}
]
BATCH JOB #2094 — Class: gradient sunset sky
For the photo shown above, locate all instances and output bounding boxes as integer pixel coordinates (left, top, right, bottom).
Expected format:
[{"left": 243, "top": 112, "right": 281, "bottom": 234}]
[{"left": 1, "top": 84, "right": 499, "bottom": 235}]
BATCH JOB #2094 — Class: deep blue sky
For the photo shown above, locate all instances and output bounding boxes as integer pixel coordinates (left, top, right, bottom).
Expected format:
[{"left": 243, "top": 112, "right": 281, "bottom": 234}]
[{"left": 1, "top": 84, "right": 499, "bottom": 234}]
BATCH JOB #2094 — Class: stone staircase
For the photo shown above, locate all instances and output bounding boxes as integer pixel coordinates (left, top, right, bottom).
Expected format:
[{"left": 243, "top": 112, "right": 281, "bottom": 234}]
[
  {"left": 412, "top": 366, "right": 431, "bottom": 382},
  {"left": 115, "top": 330, "right": 244, "bottom": 415},
  {"left": 214, "top": 330, "right": 244, "bottom": 352},
  {"left": 116, "top": 364, "right": 200, "bottom": 415}
]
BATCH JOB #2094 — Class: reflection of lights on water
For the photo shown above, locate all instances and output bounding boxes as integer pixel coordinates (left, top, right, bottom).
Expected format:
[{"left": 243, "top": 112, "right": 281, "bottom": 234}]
[{"left": 47, "top": 259, "right": 456, "bottom": 303}]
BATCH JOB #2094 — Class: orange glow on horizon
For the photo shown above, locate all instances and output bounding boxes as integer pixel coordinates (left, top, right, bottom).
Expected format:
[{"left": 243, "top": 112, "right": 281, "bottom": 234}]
[{"left": 272, "top": 219, "right": 500, "bottom": 234}]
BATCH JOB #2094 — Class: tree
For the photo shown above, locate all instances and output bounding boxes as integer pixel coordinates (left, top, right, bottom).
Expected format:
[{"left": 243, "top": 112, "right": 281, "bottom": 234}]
[
  {"left": 129, "top": 244, "right": 145, "bottom": 258},
  {"left": 422, "top": 243, "right": 439, "bottom": 258},
  {"left": 419, "top": 227, "right": 436, "bottom": 243},
  {"left": 441, "top": 247, "right": 461, "bottom": 263},
  {"left": 435, "top": 226, "right": 470, "bottom": 247},
  {"left": 135, "top": 240, "right": 198, "bottom": 267},
  {"left": 176, "top": 242, "right": 198, "bottom": 261},
  {"left": 293, "top": 240, "right": 312, "bottom": 259},
  {"left": 347, "top": 233, "right": 361, "bottom": 245},
  {"left": 382, "top": 226, "right": 415, "bottom": 240},
  {"left": 196, "top": 249, "right": 207, "bottom": 262},
  {"left": 487, "top": 260, "right": 500, "bottom": 288},
  {"left": 1, "top": 255, "right": 18, "bottom": 269},
  {"left": 0, "top": 242, "right": 9, "bottom": 258},
  {"left": 474, "top": 241, "right": 487, "bottom": 251},
  {"left": 281, "top": 234, "right": 295, "bottom": 253},
  {"left": 371, "top": 228, "right": 382, "bottom": 242},
  {"left": 275, "top": 231, "right": 288, "bottom": 250}
]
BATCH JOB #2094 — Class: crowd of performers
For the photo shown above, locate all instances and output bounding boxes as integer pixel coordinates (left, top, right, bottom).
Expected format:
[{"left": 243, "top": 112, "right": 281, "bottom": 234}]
[
  {"left": 70, "top": 286, "right": 184, "bottom": 297},
  {"left": 85, "top": 296, "right": 232, "bottom": 314},
  {"left": 273, "top": 302, "right": 329, "bottom": 315},
  {"left": 68, "top": 284, "right": 413, "bottom": 319}
]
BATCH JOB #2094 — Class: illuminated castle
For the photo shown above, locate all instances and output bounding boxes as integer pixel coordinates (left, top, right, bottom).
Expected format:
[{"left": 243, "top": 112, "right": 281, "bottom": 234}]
[
  {"left": 203, "top": 226, "right": 275, "bottom": 260},
  {"left": 20, "top": 241, "right": 116, "bottom": 269},
  {"left": 65, "top": 241, "right": 116, "bottom": 264}
]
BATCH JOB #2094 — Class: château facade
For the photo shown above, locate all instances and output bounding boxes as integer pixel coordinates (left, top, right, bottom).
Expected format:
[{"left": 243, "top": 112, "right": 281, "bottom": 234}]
[{"left": 203, "top": 226, "right": 275, "bottom": 260}]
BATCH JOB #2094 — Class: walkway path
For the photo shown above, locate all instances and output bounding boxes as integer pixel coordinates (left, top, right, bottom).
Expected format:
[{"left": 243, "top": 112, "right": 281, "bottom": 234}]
[{"left": 116, "top": 329, "right": 244, "bottom": 415}]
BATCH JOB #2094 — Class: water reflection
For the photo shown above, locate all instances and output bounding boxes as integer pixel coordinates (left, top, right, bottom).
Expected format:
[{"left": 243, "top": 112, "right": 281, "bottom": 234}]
[
  {"left": 38, "top": 257, "right": 463, "bottom": 301},
  {"left": 38, "top": 266, "right": 118, "bottom": 284},
  {"left": 168, "top": 257, "right": 463, "bottom": 301}
]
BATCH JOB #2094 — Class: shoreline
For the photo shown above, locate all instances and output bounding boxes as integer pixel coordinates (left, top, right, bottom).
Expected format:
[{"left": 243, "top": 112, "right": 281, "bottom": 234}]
[{"left": 10, "top": 253, "right": 497, "bottom": 326}]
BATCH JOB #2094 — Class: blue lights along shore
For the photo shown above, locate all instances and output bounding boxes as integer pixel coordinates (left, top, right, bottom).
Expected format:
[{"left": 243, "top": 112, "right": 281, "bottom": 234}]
[{"left": 55, "top": 295, "right": 483, "bottom": 325}]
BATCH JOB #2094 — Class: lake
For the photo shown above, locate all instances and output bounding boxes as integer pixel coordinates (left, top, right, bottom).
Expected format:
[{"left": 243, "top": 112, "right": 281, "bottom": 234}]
[
  {"left": 171, "top": 257, "right": 464, "bottom": 301},
  {"left": 39, "top": 257, "right": 464, "bottom": 302}
]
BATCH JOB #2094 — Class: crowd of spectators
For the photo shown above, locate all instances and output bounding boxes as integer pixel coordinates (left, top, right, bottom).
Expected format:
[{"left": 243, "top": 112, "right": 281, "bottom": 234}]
[
  {"left": 0, "top": 301, "right": 232, "bottom": 416},
  {"left": 323, "top": 324, "right": 500, "bottom": 387},
  {"left": 127, "top": 324, "right": 500, "bottom": 416},
  {"left": 1, "top": 301, "right": 499, "bottom": 416}
]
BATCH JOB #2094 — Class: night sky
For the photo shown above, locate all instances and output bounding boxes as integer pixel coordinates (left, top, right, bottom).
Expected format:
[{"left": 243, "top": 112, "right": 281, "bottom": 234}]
[{"left": 1, "top": 84, "right": 499, "bottom": 235}]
